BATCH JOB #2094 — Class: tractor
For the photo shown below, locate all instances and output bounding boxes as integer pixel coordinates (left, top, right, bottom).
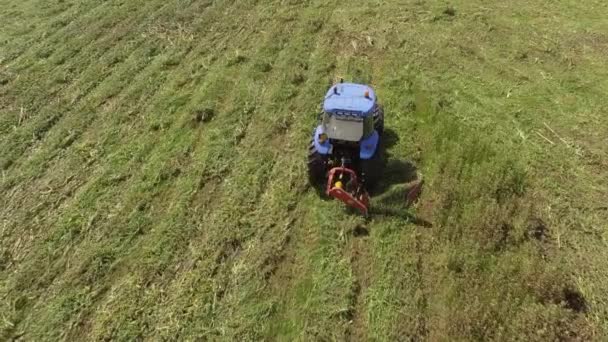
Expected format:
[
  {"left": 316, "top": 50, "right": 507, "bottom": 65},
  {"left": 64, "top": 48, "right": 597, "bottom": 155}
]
[{"left": 307, "top": 81, "right": 385, "bottom": 216}]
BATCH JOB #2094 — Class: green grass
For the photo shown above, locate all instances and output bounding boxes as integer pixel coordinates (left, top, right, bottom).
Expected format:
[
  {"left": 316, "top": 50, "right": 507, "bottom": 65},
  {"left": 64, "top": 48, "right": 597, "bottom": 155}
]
[{"left": 1, "top": 0, "right": 607, "bottom": 340}]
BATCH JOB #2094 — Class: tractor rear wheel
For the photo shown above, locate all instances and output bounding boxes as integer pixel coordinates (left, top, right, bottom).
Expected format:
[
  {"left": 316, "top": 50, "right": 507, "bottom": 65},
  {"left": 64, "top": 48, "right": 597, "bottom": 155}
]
[
  {"left": 308, "top": 139, "right": 327, "bottom": 187},
  {"left": 373, "top": 104, "right": 384, "bottom": 136},
  {"left": 360, "top": 140, "right": 384, "bottom": 192}
]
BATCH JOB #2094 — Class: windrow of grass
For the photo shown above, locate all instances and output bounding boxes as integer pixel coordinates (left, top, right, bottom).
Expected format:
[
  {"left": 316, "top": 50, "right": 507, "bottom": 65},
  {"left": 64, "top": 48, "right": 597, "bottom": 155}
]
[{"left": 1, "top": 0, "right": 606, "bottom": 340}]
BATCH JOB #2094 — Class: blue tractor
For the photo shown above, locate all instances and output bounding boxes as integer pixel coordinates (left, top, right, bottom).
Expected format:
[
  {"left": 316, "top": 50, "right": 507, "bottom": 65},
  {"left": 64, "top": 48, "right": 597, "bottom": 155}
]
[{"left": 308, "top": 81, "right": 385, "bottom": 215}]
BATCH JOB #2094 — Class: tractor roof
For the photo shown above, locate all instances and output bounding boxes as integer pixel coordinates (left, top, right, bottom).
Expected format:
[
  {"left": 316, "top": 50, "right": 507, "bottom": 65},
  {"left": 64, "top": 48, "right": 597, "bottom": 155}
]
[{"left": 323, "top": 83, "right": 376, "bottom": 117}]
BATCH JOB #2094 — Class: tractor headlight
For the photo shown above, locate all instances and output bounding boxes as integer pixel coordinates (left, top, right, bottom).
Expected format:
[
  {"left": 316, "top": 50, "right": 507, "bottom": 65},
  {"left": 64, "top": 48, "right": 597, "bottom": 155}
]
[{"left": 318, "top": 133, "right": 328, "bottom": 144}]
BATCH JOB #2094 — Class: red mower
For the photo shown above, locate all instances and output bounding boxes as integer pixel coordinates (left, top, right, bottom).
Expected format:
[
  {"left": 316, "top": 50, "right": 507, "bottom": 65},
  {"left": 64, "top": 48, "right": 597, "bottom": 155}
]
[{"left": 326, "top": 163, "right": 371, "bottom": 216}]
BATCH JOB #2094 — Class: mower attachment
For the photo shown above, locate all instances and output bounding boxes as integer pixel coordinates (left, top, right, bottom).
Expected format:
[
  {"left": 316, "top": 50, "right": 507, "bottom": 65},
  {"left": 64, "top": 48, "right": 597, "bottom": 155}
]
[{"left": 326, "top": 167, "right": 370, "bottom": 216}]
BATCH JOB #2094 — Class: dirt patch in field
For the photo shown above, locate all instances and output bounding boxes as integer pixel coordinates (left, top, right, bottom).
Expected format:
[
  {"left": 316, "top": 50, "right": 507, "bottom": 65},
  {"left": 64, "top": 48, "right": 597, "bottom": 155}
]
[
  {"left": 526, "top": 217, "right": 549, "bottom": 242},
  {"left": 563, "top": 287, "right": 588, "bottom": 313},
  {"left": 352, "top": 225, "right": 369, "bottom": 237},
  {"left": 494, "top": 222, "right": 514, "bottom": 251},
  {"left": 526, "top": 267, "right": 589, "bottom": 315},
  {"left": 191, "top": 107, "right": 215, "bottom": 125},
  {"left": 190, "top": 175, "right": 221, "bottom": 213}
]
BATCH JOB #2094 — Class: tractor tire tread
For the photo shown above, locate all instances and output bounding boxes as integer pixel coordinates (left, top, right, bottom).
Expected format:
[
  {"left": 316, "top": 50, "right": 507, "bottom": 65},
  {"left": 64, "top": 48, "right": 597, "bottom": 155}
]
[{"left": 373, "top": 104, "right": 385, "bottom": 136}]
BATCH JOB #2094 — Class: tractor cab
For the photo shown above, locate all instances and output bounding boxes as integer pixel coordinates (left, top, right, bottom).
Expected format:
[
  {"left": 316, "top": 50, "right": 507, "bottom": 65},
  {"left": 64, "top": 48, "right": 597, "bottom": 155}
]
[
  {"left": 313, "top": 83, "right": 382, "bottom": 160},
  {"left": 322, "top": 83, "right": 376, "bottom": 141}
]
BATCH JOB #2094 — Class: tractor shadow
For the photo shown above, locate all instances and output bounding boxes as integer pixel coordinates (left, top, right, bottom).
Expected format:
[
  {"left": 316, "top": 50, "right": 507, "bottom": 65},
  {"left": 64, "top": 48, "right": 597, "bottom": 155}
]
[
  {"left": 383, "top": 127, "right": 400, "bottom": 149},
  {"left": 372, "top": 128, "right": 419, "bottom": 196},
  {"left": 373, "top": 159, "right": 418, "bottom": 195},
  {"left": 369, "top": 128, "right": 432, "bottom": 228}
]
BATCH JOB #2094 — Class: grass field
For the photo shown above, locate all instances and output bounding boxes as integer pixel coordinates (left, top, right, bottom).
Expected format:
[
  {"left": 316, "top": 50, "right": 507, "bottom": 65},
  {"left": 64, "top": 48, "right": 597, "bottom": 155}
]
[{"left": 1, "top": 0, "right": 607, "bottom": 340}]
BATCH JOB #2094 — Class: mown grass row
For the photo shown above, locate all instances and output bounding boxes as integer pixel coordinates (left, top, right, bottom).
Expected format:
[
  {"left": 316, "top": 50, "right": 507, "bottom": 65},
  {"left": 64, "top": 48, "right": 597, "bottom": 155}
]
[{"left": 1, "top": 0, "right": 607, "bottom": 340}]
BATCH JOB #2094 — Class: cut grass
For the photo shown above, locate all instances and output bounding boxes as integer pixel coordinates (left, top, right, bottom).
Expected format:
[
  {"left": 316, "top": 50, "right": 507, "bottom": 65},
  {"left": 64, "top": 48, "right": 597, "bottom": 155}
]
[{"left": 1, "top": 0, "right": 607, "bottom": 340}]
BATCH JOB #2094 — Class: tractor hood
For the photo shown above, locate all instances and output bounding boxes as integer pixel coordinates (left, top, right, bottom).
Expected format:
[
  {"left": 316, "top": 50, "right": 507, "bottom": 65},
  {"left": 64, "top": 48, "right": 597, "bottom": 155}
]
[{"left": 323, "top": 83, "right": 376, "bottom": 117}]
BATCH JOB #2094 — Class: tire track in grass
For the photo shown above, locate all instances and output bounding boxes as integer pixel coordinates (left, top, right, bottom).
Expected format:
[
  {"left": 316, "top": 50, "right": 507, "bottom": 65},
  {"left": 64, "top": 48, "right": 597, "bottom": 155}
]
[
  {"left": 210, "top": 29, "right": 320, "bottom": 319},
  {"left": 333, "top": 9, "right": 433, "bottom": 338},
  {"left": 347, "top": 225, "right": 373, "bottom": 341},
  {"left": 272, "top": 15, "right": 371, "bottom": 342},
  {"left": 332, "top": 10, "right": 426, "bottom": 340},
  {"left": 412, "top": 231, "right": 429, "bottom": 339},
  {"left": 352, "top": 188, "right": 423, "bottom": 335},
  {"left": 323, "top": 6, "right": 430, "bottom": 338}
]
